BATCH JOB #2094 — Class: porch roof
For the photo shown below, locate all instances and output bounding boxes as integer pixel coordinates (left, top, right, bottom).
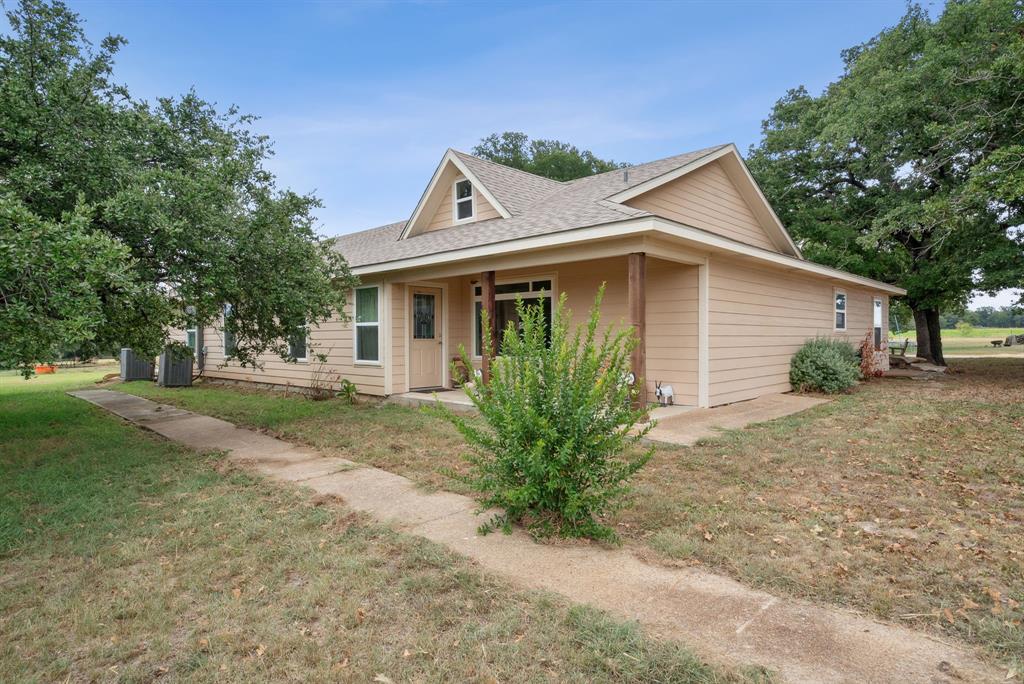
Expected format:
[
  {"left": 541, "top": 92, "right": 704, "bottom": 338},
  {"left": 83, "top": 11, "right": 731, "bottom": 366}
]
[{"left": 345, "top": 216, "right": 907, "bottom": 296}]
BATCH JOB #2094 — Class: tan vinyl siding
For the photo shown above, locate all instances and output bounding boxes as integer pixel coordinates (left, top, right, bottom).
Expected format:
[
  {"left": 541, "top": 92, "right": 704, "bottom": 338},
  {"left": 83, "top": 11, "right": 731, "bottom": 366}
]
[
  {"left": 447, "top": 275, "right": 473, "bottom": 361},
  {"left": 424, "top": 182, "right": 500, "bottom": 232},
  {"left": 390, "top": 283, "right": 407, "bottom": 394},
  {"left": 707, "top": 256, "right": 887, "bottom": 405},
  {"left": 200, "top": 295, "right": 386, "bottom": 396},
  {"left": 437, "top": 256, "right": 695, "bottom": 405},
  {"left": 625, "top": 160, "right": 778, "bottom": 252},
  {"left": 645, "top": 258, "right": 699, "bottom": 405},
  {"left": 190, "top": 250, "right": 888, "bottom": 408}
]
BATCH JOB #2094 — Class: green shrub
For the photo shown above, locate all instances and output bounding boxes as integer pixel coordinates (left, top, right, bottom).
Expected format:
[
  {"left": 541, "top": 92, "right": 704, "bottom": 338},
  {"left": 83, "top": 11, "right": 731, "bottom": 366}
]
[
  {"left": 435, "top": 285, "right": 653, "bottom": 542},
  {"left": 789, "top": 337, "right": 860, "bottom": 394}
]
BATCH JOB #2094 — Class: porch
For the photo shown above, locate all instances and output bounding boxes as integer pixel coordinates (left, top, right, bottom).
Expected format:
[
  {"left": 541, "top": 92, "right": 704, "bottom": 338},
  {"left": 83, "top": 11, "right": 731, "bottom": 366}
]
[
  {"left": 388, "top": 387, "right": 696, "bottom": 422},
  {"left": 381, "top": 247, "right": 709, "bottom": 408}
]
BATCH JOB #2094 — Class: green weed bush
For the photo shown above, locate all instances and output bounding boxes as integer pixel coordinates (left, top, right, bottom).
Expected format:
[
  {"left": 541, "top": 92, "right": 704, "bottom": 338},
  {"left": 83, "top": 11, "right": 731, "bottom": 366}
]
[
  {"left": 789, "top": 337, "right": 860, "bottom": 394},
  {"left": 435, "top": 286, "right": 653, "bottom": 542}
]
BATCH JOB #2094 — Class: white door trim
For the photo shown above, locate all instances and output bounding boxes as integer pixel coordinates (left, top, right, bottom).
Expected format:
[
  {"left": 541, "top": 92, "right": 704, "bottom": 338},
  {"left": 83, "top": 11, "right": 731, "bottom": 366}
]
[{"left": 406, "top": 280, "right": 448, "bottom": 389}]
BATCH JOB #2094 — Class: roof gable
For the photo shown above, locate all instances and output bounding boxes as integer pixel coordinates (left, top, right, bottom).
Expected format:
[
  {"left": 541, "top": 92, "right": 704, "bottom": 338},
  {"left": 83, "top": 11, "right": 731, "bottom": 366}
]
[
  {"left": 606, "top": 145, "right": 801, "bottom": 258},
  {"left": 624, "top": 159, "right": 778, "bottom": 252},
  {"left": 334, "top": 143, "right": 806, "bottom": 268},
  {"left": 401, "top": 150, "right": 513, "bottom": 239}
]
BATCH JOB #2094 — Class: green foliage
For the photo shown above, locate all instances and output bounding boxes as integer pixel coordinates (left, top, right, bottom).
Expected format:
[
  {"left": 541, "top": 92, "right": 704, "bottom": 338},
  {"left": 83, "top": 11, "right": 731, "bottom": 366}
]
[
  {"left": 472, "top": 131, "right": 626, "bottom": 181},
  {"left": 435, "top": 286, "right": 653, "bottom": 542},
  {"left": 954, "top": 320, "right": 975, "bottom": 336},
  {"left": 0, "top": 0, "right": 357, "bottom": 375},
  {"left": 789, "top": 338, "right": 860, "bottom": 395},
  {"left": 0, "top": 198, "right": 149, "bottom": 375},
  {"left": 335, "top": 378, "right": 358, "bottom": 403},
  {"left": 941, "top": 306, "right": 1024, "bottom": 330},
  {"left": 747, "top": 0, "right": 1024, "bottom": 364}
]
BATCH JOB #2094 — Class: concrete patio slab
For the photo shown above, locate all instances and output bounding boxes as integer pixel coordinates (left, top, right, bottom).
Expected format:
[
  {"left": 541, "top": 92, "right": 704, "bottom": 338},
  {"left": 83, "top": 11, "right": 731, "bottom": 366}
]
[
  {"left": 645, "top": 393, "right": 829, "bottom": 446},
  {"left": 69, "top": 388, "right": 1000, "bottom": 683}
]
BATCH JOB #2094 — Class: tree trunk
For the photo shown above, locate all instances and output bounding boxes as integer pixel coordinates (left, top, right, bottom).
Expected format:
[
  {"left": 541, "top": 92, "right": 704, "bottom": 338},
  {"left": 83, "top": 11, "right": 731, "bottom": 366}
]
[
  {"left": 925, "top": 308, "right": 945, "bottom": 366},
  {"left": 911, "top": 307, "right": 946, "bottom": 366},
  {"left": 913, "top": 309, "right": 932, "bottom": 362}
]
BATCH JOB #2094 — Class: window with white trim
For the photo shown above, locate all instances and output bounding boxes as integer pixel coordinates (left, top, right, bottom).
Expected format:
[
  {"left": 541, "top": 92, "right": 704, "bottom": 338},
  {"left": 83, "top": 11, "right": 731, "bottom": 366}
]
[
  {"left": 288, "top": 325, "right": 308, "bottom": 362},
  {"left": 473, "top": 277, "right": 554, "bottom": 356},
  {"left": 222, "top": 303, "right": 236, "bottom": 356},
  {"left": 354, "top": 286, "right": 380, "bottom": 363},
  {"left": 185, "top": 305, "right": 198, "bottom": 354},
  {"left": 873, "top": 297, "right": 883, "bottom": 348},
  {"left": 453, "top": 178, "right": 474, "bottom": 222},
  {"left": 834, "top": 289, "right": 847, "bottom": 331}
]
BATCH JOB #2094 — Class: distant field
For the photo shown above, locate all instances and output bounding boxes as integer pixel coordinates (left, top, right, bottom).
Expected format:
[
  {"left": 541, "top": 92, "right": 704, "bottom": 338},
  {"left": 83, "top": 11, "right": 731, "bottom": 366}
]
[{"left": 890, "top": 327, "right": 1024, "bottom": 356}]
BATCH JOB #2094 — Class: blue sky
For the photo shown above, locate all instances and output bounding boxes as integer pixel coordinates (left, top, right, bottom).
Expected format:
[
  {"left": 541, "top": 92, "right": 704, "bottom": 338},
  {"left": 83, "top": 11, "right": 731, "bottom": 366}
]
[
  {"left": 42, "top": 0, "right": 1021, "bottom": 306},
  {"left": 68, "top": 0, "right": 927, "bottom": 234}
]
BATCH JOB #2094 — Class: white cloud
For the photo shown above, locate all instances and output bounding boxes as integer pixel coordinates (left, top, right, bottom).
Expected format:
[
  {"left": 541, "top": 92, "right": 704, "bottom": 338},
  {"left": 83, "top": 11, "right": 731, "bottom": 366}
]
[{"left": 969, "top": 289, "right": 1022, "bottom": 310}]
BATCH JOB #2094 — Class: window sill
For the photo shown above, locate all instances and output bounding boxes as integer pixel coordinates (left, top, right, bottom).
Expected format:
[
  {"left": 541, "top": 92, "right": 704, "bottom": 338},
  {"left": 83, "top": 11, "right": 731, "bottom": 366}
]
[{"left": 353, "top": 360, "right": 382, "bottom": 367}]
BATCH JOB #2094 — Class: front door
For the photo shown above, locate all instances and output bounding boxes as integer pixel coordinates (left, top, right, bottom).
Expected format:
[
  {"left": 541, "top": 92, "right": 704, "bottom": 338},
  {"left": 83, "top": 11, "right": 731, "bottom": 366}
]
[{"left": 409, "top": 287, "right": 443, "bottom": 389}]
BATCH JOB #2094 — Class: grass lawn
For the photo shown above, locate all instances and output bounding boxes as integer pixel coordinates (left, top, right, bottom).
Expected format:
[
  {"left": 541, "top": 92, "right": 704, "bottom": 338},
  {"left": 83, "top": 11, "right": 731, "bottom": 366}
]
[
  {"left": 891, "top": 327, "right": 1024, "bottom": 356},
  {"left": 116, "top": 359, "right": 1024, "bottom": 674},
  {"left": 0, "top": 367, "right": 765, "bottom": 683}
]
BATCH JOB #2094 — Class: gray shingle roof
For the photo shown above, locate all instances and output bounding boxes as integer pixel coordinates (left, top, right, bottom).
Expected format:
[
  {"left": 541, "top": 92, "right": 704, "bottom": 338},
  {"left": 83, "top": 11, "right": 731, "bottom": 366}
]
[
  {"left": 333, "top": 144, "right": 729, "bottom": 268},
  {"left": 451, "top": 150, "right": 564, "bottom": 215}
]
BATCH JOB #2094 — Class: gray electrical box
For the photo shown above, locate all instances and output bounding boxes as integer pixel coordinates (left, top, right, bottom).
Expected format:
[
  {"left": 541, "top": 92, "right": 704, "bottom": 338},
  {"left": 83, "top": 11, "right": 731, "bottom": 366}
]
[
  {"left": 157, "top": 347, "right": 194, "bottom": 387},
  {"left": 120, "top": 348, "right": 154, "bottom": 381}
]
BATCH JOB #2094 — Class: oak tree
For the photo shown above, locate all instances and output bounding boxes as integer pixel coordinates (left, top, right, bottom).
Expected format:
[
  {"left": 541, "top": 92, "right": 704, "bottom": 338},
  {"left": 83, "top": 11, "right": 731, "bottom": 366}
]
[
  {"left": 0, "top": 0, "right": 356, "bottom": 375},
  {"left": 747, "top": 0, "right": 1024, "bottom": 364}
]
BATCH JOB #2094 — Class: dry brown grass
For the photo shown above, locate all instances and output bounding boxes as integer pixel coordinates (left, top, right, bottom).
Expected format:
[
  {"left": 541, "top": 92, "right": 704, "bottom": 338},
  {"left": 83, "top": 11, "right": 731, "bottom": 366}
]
[
  {"left": 118, "top": 359, "right": 1024, "bottom": 669},
  {"left": 617, "top": 359, "right": 1024, "bottom": 668}
]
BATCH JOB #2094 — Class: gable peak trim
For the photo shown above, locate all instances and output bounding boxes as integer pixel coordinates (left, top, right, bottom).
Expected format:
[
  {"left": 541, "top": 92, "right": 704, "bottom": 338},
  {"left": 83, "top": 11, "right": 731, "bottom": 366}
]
[{"left": 399, "top": 149, "right": 512, "bottom": 240}]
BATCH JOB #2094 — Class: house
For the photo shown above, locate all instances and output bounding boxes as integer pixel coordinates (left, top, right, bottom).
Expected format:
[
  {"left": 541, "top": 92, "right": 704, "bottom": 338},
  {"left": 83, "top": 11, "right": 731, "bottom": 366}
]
[{"left": 183, "top": 143, "right": 904, "bottom": 408}]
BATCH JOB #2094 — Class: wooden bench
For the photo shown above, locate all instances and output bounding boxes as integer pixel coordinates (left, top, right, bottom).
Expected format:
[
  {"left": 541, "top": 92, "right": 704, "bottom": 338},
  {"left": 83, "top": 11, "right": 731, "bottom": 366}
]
[{"left": 890, "top": 338, "right": 910, "bottom": 357}]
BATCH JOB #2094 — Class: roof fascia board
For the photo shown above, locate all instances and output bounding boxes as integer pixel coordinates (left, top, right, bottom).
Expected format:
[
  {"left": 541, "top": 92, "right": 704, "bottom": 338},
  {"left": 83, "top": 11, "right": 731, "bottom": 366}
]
[
  {"left": 359, "top": 217, "right": 658, "bottom": 275},
  {"left": 399, "top": 149, "right": 512, "bottom": 240},
  {"left": 378, "top": 236, "right": 689, "bottom": 284},
  {"left": 351, "top": 216, "right": 905, "bottom": 296},
  {"left": 400, "top": 152, "right": 449, "bottom": 240},
  {"left": 648, "top": 217, "right": 904, "bottom": 294},
  {"left": 454, "top": 155, "right": 512, "bottom": 220},
  {"left": 716, "top": 145, "right": 803, "bottom": 258}
]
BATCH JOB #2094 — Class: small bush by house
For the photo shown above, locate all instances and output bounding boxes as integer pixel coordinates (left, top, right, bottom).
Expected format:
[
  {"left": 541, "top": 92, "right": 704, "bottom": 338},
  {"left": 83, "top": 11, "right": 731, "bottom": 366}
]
[
  {"left": 790, "top": 337, "right": 860, "bottom": 394},
  {"left": 435, "top": 285, "right": 653, "bottom": 542}
]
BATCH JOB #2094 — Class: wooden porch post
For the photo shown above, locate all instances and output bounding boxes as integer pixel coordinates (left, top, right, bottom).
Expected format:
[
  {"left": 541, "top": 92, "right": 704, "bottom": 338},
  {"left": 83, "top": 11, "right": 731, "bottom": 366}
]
[
  {"left": 628, "top": 253, "right": 647, "bottom": 407},
  {"left": 481, "top": 270, "right": 496, "bottom": 384}
]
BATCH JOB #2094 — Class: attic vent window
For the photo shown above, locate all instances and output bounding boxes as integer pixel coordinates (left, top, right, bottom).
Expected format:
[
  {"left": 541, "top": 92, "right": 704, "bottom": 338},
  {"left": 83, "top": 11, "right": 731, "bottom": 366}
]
[{"left": 454, "top": 178, "right": 474, "bottom": 222}]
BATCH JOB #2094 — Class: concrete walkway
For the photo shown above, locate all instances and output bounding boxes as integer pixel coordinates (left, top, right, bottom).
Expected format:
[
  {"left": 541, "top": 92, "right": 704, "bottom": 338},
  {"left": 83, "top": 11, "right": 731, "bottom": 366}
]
[
  {"left": 645, "top": 393, "right": 829, "bottom": 447},
  {"left": 69, "top": 389, "right": 1000, "bottom": 683}
]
